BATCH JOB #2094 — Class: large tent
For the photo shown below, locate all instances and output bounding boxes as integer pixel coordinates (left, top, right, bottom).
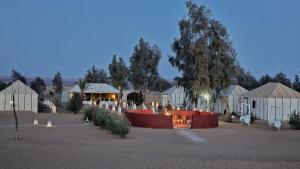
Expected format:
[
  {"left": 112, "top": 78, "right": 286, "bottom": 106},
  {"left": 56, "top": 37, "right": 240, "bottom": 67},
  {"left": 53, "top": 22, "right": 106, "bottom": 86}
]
[
  {"left": 241, "top": 82, "right": 300, "bottom": 121},
  {"left": 0, "top": 80, "right": 38, "bottom": 113},
  {"left": 69, "top": 83, "right": 119, "bottom": 103},
  {"left": 214, "top": 85, "right": 248, "bottom": 114},
  {"left": 161, "top": 86, "right": 185, "bottom": 107}
]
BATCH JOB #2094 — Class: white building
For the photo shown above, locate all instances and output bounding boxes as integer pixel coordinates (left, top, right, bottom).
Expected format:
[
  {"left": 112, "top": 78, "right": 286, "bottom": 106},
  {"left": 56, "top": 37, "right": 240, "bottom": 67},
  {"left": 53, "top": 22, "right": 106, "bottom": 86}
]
[
  {"left": 241, "top": 82, "right": 300, "bottom": 121},
  {"left": 214, "top": 85, "right": 248, "bottom": 114},
  {"left": 0, "top": 80, "right": 38, "bottom": 113}
]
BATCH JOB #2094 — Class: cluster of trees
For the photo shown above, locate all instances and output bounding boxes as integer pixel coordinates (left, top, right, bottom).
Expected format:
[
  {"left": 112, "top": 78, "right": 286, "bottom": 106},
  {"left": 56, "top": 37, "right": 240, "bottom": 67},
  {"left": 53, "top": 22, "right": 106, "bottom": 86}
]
[
  {"left": 235, "top": 67, "right": 300, "bottom": 92},
  {"left": 0, "top": 69, "right": 64, "bottom": 101},
  {"left": 79, "top": 38, "right": 172, "bottom": 93}
]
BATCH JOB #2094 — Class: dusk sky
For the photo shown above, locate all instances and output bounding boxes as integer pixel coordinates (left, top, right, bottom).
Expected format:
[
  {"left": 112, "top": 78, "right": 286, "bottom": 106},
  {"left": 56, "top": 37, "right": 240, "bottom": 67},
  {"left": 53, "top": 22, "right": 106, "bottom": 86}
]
[{"left": 0, "top": 0, "right": 299, "bottom": 80}]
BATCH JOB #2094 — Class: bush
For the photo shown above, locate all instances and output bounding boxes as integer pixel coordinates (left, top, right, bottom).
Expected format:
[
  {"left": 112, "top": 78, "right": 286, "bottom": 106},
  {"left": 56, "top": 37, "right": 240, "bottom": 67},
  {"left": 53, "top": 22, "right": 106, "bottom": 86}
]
[
  {"left": 289, "top": 111, "right": 300, "bottom": 130},
  {"left": 89, "top": 107, "right": 130, "bottom": 137},
  {"left": 67, "top": 93, "right": 83, "bottom": 113},
  {"left": 110, "top": 116, "right": 130, "bottom": 137},
  {"left": 250, "top": 114, "right": 257, "bottom": 123},
  {"left": 83, "top": 106, "right": 98, "bottom": 121}
]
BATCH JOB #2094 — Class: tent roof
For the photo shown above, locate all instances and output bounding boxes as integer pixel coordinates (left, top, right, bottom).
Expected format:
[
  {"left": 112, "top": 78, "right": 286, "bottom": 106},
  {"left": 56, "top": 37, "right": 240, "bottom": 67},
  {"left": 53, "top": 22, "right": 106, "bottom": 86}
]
[
  {"left": 242, "top": 82, "right": 300, "bottom": 98},
  {"left": 0, "top": 80, "right": 38, "bottom": 95},
  {"left": 219, "top": 85, "right": 248, "bottom": 97},
  {"left": 162, "top": 86, "right": 184, "bottom": 94},
  {"left": 69, "top": 83, "right": 119, "bottom": 94}
]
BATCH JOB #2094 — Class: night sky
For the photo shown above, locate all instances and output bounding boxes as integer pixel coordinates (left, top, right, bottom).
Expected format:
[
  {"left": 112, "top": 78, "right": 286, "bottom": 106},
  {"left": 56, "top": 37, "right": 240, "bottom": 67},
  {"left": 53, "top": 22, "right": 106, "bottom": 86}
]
[{"left": 0, "top": 0, "right": 299, "bottom": 80}]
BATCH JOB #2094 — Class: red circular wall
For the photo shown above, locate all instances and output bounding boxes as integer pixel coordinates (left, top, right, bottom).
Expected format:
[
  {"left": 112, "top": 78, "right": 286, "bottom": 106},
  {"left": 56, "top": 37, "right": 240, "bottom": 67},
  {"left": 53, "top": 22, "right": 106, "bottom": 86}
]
[{"left": 125, "top": 110, "right": 218, "bottom": 129}]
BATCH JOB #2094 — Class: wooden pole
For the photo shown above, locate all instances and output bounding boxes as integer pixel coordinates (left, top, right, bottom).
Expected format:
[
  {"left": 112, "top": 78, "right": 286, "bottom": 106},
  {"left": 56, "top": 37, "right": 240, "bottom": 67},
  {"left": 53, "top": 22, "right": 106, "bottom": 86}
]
[{"left": 12, "top": 92, "right": 19, "bottom": 141}]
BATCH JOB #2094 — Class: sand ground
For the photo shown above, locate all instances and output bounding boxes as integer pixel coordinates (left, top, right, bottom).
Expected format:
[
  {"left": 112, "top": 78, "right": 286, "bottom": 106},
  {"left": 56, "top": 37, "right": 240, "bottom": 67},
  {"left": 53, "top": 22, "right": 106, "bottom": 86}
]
[{"left": 0, "top": 111, "right": 300, "bottom": 169}]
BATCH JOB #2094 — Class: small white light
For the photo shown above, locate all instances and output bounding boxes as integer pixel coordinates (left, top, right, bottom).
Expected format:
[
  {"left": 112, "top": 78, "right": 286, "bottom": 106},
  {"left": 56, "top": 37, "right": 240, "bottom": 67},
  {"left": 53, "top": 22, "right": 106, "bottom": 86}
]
[{"left": 10, "top": 101, "right": 13, "bottom": 105}]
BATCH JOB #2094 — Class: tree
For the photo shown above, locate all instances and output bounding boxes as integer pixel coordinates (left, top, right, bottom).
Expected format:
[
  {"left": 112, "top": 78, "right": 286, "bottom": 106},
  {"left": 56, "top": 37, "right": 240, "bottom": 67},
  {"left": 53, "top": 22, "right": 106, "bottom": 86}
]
[
  {"left": 258, "top": 74, "right": 274, "bottom": 86},
  {"left": 11, "top": 69, "right": 27, "bottom": 84},
  {"left": 77, "top": 78, "right": 86, "bottom": 98},
  {"left": 152, "top": 77, "right": 172, "bottom": 92},
  {"left": 0, "top": 80, "right": 8, "bottom": 91},
  {"left": 169, "top": 1, "right": 238, "bottom": 105},
  {"left": 30, "top": 77, "right": 46, "bottom": 99},
  {"left": 235, "top": 66, "right": 258, "bottom": 90},
  {"left": 292, "top": 75, "right": 300, "bottom": 92},
  {"left": 85, "top": 65, "right": 109, "bottom": 83},
  {"left": 53, "top": 71, "right": 63, "bottom": 94},
  {"left": 129, "top": 38, "right": 161, "bottom": 91},
  {"left": 109, "top": 55, "right": 129, "bottom": 89},
  {"left": 274, "top": 72, "right": 291, "bottom": 87},
  {"left": 67, "top": 93, "right": 83, "bottom": 113}
]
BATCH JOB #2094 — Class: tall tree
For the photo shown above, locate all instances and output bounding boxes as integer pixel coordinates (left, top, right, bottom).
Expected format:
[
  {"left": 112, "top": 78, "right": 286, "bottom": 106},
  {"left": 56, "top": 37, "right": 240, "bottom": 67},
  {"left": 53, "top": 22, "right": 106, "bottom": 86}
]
[
  {"left": 30, "top": 77, "right": 46, "bottom": 98},
  {"left": 274, "top": 71, "right": 291, "bottom": 87},
  {"left": 152, "top": 77, "right": 172, "bottom": 92},
  {"left": 129, "top": 38, "right": 161, "bottom": 91},
  {"left": 169, "top": 1, "right": 237, "bottom": 104},
  {"left": 52, "top": 71, "right": 63, "bottom": 94},
  {"left": 109, "top": 55, "right": 129, "bottom": 89},
  {"left": 292, "top": 75, "right": 300, "bottom": 92},
  {"left": 85, "top": 65, "right": 109, "bottom": 84},
  {"left": 11, "top": 69, "right": 27, "bottom": 84},
  {"left": 235, "top": 66, "right": 258, "bottom": 90},
  {"left": 258, "top": 74, "right": 274, "bottom": 86},
  {"left": 77, "top": 78, "right": 86, "bottom": 99},
  {"left": 0, "top": 80, "right": 8, "bottom": 91}
]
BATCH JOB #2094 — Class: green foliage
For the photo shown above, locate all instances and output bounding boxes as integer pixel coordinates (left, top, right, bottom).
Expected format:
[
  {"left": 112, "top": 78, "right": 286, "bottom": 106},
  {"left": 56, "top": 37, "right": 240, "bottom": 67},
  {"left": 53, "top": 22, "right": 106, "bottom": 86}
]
[
  {"left": 258, "top": 74, "right": 273, "bottom": 86},
  {"left": 0, "top": 80, "right": 8, "bottom": 91},
  {"left": 67, "top": 93, "right": 83, "bottom": 113},
  {"left": 152, "top": 77, "right": 172, "bottom": 92},
  {"left": 169, "top": 1, "right": 237, "bottom": 104},
  {"left": 83, "top": 106, "right": 96, "bottom": 121},
  {"left": 292, "top": 75, "right": 300, "bottom": 92},
  {"left": 235, "top": 66, "right": 258, "bottom": 90},
  {"left": 11, "top": 69, "right": 27, "bottom": 84},
  {"left": 274, "top": 72, "right": 291, "bottom": 87},
  {"left": 86, "top": 107, "right": 130, "bottom": 137},
  {"left": 109, "top": 55, "right": 129, "bottom": 89},
  {"left": 129, "top": 38, "right": 161, "bottom": 91},
  {"left": 289, "top": 111, "right": 300, "bottom": 130},
  {"left": 53, "top": 71, "right": 63, "bottom": 94},
  {"left": 30, "top": 77, "right": 46, "bottom": 99},
  {"left": 85, "top": 65, "right": 109, "bottom": 84}
]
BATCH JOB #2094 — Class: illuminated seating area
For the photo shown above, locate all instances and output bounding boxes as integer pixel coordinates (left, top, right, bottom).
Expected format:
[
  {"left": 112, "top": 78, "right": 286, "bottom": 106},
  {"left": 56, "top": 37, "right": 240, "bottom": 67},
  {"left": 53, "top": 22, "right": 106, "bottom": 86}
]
[{"left": 125, "top": 109, "right": 218, "bottom": 129}]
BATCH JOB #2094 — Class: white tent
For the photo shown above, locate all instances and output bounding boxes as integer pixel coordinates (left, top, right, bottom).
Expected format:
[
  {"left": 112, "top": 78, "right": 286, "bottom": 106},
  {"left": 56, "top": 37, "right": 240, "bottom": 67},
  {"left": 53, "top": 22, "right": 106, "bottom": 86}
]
[
  {"left": 241, "top": 82, "right": 300, "bottom": 121},
  {"left": 0, "top": 80, "right": 38, "bottom": 113},
  {"left": 161, "top": 86, "right": 185, "bottom": 107},
  {"left": 215, "top": 85, "right": 248, "bottom": 114}
]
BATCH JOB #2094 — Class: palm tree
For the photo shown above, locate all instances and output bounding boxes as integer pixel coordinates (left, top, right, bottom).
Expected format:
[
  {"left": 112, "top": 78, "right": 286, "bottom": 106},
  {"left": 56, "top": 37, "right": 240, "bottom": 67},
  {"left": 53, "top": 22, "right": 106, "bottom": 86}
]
[{"left": 78, "top": 78, "right": 86, "bottom": 99}]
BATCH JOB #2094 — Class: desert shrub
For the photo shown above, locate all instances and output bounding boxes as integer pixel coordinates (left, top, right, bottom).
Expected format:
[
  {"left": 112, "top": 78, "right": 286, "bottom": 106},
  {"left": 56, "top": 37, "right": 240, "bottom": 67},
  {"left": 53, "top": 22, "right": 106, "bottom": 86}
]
[
  {"left": 289, "top": 111, "right": 300, "bottom": 130},
  {"left": 250, "top": 114, "right": 258, "bottom": 123},
  {"left": 67, "top": 93, "right": 83, "bottom": 113},
  {"left": 110, "top": 116, "right": 130, "bottom": 137},
  {"left": 84, "top": 107, "right": 130, "bottom": 137},
  {"left": 83, "top": 106, "right": 98, "bottom": 121},
  {"left": 95, "top": 109, "right": 111, "bottom": 127}
]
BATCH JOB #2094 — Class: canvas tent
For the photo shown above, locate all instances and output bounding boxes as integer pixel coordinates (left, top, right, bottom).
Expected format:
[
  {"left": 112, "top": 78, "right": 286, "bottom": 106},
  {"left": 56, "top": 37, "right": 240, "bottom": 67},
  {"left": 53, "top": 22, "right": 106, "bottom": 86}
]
[
  {"left": 0, "top": 80, "right": 38, "bottom": 113},
  {"left": 214, "top": 85, "right": 248, "bottom": 114},
  {"left": 69, "top": 83, "right": 119, "bottom": 103},
  {"left": 161, "top": 86, "right": 185, "bottom": 107},
  {"left": 241, "top": 82, "right": 300, "bottom": 121}
]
